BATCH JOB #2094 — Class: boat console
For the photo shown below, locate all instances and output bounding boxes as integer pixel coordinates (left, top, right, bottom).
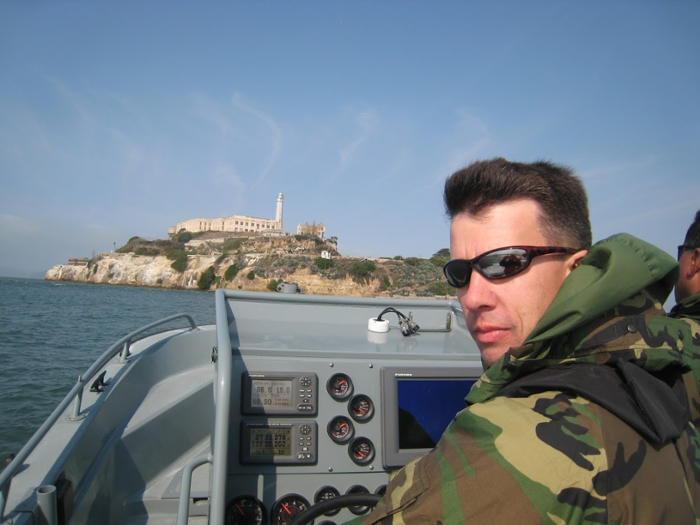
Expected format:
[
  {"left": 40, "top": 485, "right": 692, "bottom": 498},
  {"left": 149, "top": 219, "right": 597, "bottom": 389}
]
[{"left": 213, "top": 290, "right": 482, "bottom": 525}]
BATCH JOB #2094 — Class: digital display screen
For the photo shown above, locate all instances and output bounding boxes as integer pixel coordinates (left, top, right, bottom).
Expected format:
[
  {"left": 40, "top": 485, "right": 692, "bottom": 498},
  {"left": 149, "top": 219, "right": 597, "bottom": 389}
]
[
  {"left": 397, "top": 379, "right": 475, "bottom": 449},
  {"left": 249, "top": 427, "right": 292, "bottom": 457},
  {"left": 250, "top": 379, "right": 293, "bottom": 408}
]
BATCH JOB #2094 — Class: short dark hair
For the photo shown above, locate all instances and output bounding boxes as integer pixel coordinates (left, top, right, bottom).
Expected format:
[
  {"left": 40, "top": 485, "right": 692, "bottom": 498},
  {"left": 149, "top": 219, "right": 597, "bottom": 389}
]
[
  {"left": 683, "top": 210, "right": 700, "bottom": 248},
  {"left": 444, "top": 157, "right": 592, "bottom": 249}
]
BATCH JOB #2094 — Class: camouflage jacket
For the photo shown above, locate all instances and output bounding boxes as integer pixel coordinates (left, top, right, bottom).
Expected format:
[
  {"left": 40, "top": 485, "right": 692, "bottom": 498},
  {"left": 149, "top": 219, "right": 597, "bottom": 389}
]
[
  {"left": 348, "top": 234, "right": 700, "bottom": 525},
  {"left": 670, "top": 291, "right": 700, "bottom": 326}
]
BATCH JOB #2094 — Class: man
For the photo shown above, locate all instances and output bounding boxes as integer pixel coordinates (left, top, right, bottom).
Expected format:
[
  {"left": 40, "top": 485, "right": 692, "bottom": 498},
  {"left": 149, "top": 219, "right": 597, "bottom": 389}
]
[
  {"left": 347, "top": 158, "right": 700, "bottom": 524},
  {"left": 671, "top": 210, "right": 700, "bottom": 325}
]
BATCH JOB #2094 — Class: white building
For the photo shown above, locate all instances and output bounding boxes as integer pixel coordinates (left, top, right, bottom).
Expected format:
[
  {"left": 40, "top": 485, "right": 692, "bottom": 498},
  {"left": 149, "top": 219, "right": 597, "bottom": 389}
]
[{"left": 169, "top": 193, "right": 284, "bottom": 235}]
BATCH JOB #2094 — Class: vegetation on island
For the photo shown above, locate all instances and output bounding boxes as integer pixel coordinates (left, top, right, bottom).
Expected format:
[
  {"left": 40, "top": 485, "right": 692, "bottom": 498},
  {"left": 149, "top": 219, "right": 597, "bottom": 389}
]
[{"left": 104, "top": 230, "right": 453, "bottom": 297}]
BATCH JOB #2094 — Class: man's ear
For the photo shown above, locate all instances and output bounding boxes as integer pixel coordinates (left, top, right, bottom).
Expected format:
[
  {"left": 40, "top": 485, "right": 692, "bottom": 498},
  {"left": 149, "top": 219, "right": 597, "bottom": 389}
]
[
  {"left": 570, "top": 249, "right": 588, "bottom": 270},
  {"left": 689, "top": 248, "right": 700, "bottom": 277}
]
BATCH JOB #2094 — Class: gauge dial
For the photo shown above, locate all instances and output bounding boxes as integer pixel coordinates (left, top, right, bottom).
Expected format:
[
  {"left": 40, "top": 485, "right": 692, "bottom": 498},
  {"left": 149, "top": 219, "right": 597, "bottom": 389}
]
[
  {"left": 349, "top": 394, "right": 374, "bottom": 422},
  {"left": 271, "top": 494, "right": 312, "bottom": 525},
  {"left": 327, "top": 373, "right": 353, "bottom": 400},
  {"left": 225, "top": 496, "right": 266, "bottom": 525},
  {"left": 349, "top": 437, "right": 375, "bottom": 465},
  {"left": 346, "top": 485, "right": 371, "bottom": 515},
  {"left": 315, "top": 486, "right": 341, "bottom": 516},
  {"left": 327, "top": 415, "right": 354, "bottom": 443}
]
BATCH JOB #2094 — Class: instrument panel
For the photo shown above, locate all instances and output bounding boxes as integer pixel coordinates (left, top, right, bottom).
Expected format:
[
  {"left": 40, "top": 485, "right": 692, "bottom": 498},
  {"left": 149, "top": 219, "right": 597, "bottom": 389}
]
[{"left": 225, "top": 359, "right": 480, "bottom": 524}]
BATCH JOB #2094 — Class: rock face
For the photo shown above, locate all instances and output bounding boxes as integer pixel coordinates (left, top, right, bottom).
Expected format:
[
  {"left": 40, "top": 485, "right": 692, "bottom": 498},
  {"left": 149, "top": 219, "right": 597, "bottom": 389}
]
[
  {"left": 45, "top": 253, "right": 215, "bottom": 290},
  {"left": 45, "top": 253, "right": 387, "bottom": 297},
  {"left": 45, "top": 235, "right": 453, "bottom": 298}
]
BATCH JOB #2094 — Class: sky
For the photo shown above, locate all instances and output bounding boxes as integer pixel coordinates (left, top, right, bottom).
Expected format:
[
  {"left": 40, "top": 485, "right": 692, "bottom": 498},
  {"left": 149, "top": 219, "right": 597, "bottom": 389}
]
[{"left": 1, "top": 2, "right": 699, "bottom": 297}]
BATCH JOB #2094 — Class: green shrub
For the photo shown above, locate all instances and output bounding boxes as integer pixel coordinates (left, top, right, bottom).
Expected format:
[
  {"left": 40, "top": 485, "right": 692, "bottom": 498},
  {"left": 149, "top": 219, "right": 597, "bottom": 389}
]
[
  {"left": 427, "top": 282, "right": 452, "bottom": 296},
  {"left": 166, "top": 249, "right": 185, "bottom": 261},
  {"left": 176, "top": 230, "right": 193, "bottom": 243},
  {"left": 197, "top": 266, "right": 216, "bottom": 290},
  {"left": 224, "top": 264, "right": 240, "bottom": 281},
  {"left": 314, "top": 257, "right": 334, "bottom": 270},
  {"left": 246, "top": 270, "right": 255, "bottom": 280},
  {"left": 380, "top": 275, "right": 391, "bottom": 291},
  {"left": 170, "top": 252, "right": 188, "bottom": 272},
  {"left": 349, "top": 260, "right": 376, "bottom": 277},
  {"left": 267, "top": 279, "right": 281, "bottom": 292},
  {"left": 430, "top": 248, "right": 451, "bottom": 267},
  {"left": 223, "top": 238, "right": 243, "bottom": 251}
]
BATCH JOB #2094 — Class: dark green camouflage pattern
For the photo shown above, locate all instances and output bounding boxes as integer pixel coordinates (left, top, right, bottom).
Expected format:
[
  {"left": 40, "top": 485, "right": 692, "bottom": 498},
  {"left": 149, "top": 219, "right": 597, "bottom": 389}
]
[
  {"left": 347, "top": 234, "right": 700, "bottom": 525},
  {"left": 671, "top": 291, "right": 700, "bottom": 429}
]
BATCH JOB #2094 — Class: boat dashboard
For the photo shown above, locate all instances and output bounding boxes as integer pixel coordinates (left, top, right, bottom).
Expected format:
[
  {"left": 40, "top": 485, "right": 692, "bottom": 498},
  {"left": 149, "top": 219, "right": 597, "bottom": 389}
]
[{"left": 214, "top": 290, "right": 482, "bottom": 525}]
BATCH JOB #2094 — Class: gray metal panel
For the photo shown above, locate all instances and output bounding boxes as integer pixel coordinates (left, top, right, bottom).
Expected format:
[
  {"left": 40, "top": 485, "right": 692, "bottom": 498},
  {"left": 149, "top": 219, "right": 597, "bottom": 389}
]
[{"left": 217, "top": 290, "right": 482, "bottom": 524}]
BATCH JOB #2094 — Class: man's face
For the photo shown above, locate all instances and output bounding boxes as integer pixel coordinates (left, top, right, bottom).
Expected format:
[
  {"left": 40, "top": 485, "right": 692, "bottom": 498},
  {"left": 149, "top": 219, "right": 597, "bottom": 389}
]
[{"left": 450, "top": 199, "right": 585, "bottom": 367}]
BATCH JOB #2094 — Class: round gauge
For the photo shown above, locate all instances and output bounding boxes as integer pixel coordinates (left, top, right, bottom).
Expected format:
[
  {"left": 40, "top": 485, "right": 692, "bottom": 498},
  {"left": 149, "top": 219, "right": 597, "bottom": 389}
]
[
  {"left": 349, "top": 437, "right": 375, "bottom": 465},
  {"left": 327, "top": 415, "right": 355, "bottom": 444},
  {"left": 346, "top": 485, "right": 371, "bottom": 515},
  {"left": 375, "top": 484, "right": 387, "bottom": 497},
  {"left": 225, "top": 495, "right": 266, "bottom": 525},
  {"left": 270, "top": 493, "right": 312, "bottom": 525},
  {"left": 327, "top": 373, "right": 353, "bottom": 400},
  {"left": 315, "top": 485, "right": 341, "bottom": 516},
  {"left": 349, "top": 394, "right": 374, "bottom": 422}
]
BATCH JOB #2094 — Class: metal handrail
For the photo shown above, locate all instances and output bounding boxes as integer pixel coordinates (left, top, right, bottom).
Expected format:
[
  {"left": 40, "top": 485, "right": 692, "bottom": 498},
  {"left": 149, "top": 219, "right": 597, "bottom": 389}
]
[
  {"left": 0, "top": 313, "right": 198, "bottom": 517},
  {"left": 175, "top": 452, "right": 212, "bottom": 525},
  {"left": 208, "top": 290, "right": 233, "bottom": 525}
]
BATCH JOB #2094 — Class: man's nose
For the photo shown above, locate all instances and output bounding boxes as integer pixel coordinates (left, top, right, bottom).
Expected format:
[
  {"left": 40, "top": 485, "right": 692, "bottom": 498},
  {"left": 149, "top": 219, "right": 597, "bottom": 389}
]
[{"left": 459, "top": 270, "right": 496, "bottom": 312}]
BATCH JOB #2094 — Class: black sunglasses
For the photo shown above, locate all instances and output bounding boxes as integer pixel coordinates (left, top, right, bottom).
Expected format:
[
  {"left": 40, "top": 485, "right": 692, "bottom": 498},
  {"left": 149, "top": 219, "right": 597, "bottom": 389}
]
[
  {"left": 443, "top": 246, "right": 579, "bottom": 289},
  {"left": 678, "top": 245, "right": 696, "bottom": 260}
]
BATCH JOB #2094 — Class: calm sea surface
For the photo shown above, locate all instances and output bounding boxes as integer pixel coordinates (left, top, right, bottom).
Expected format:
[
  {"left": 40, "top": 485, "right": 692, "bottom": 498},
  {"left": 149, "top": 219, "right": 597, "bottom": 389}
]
[{"left": 0, "top": 277, "right": 216, "bottom": 463}]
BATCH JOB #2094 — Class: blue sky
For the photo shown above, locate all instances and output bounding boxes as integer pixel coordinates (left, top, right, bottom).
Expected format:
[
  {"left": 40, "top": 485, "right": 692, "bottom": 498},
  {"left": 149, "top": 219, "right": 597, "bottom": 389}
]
[{"left": 1, "top": 2, "right": 698, "bottom": 296}]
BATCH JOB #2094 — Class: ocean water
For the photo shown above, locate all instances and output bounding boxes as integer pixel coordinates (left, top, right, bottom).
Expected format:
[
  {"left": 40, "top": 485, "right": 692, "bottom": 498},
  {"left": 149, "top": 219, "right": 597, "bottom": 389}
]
[{"left": 0, "top": 277, "right": 216, "bottom": 464}]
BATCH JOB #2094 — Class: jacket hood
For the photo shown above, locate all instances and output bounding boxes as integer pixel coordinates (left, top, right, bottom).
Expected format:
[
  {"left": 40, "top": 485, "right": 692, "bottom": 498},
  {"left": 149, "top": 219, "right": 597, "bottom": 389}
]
[
  {"left": 465, "top": 234, "right": 692, "bottom": 446},
  {"left": 525, "top": 233, "right": 678, "bottom": 344},
  {"left": 467, "top": 233, "right": 683, "bottom": 401}
]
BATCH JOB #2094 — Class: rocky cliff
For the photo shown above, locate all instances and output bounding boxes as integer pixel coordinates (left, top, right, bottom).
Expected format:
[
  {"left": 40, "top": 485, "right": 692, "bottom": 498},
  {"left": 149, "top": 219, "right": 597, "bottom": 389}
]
[
  {"left": 45, "top": 234, "right": 453, "bottom": 298},
  {"left": 46, "top": 253, "right": 452, "bottom": 297}
]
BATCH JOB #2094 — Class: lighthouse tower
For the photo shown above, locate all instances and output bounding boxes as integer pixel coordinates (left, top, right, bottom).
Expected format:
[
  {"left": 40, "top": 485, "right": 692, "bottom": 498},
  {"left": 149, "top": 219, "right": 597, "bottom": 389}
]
[{"left": 275, "top": 193, "right": 284, "bottom": 231}]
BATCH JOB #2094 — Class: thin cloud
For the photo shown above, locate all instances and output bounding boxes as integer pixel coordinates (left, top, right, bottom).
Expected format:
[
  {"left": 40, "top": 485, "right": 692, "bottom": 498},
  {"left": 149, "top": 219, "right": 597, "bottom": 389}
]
[
  {"left": 213, "top": 163, "right": 246, "bottom": 208},
  {"left": 429, "top": 109, "right": 491, "bottom": 186},
  {"left": 0, "top": 214, "right": 42, "bottom": 237},
  {"left": 231, "top": 93, "right": 282, "bottom": 187},
  {"left": 578, "top": 156, "right": 656, "bottom": 180},
  {"left": 338, "top": 108, "right": 377, "bottom": 165}
]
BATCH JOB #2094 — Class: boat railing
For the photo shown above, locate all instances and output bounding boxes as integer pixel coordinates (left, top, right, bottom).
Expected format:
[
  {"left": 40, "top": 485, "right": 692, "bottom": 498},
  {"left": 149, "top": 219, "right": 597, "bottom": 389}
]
[
  {"left": 0, "top": 313, "right": 199, "bottom": 518},
  {"left": 208, "top": 290, "right": 233, "bottom": 525}
]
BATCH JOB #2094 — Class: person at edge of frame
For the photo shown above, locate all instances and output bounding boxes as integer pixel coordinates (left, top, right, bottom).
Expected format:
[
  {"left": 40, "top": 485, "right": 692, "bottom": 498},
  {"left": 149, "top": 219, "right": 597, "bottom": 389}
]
[
  {"left": 343, "top": 158, "right": 700, "bottom": 525},
  {"left": 671, "top": 209, "right": 700, "bottom": 326}
]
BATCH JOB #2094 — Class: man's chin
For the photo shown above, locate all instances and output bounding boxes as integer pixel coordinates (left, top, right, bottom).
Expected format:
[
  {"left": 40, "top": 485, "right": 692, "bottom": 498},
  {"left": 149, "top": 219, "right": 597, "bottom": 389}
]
[{"left": 478, "top": 344, "right": 511, "bottom": 368}]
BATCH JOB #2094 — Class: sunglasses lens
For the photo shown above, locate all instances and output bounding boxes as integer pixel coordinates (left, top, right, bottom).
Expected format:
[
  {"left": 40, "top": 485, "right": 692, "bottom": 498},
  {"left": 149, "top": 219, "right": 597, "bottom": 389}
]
[
  {"left": 444, "top": 261, "right": 471, "bottom": 288},
  {"left": 476, "top": 250, "right": 527, "bottom": 278}
]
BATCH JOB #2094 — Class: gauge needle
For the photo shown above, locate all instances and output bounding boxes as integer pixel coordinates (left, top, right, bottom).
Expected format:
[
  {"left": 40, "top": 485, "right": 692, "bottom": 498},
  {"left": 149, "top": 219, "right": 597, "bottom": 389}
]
[{"left": 282, "top": 503, "right": 291, "bottom": 515}]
